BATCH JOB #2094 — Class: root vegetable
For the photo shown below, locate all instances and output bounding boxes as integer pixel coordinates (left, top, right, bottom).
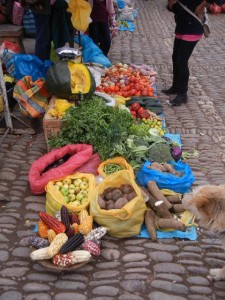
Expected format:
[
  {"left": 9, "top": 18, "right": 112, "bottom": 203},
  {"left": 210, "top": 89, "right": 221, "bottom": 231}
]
[
  {"left": 155, "top": 217, "right": 186, "bottom": 231},
  {"left": 170, "top": 204, "right": 186, "bottom": 214},
  {"left": 144, "top": 210, "right": 157, "bottom": 242},
  {"left": 166, "top": 194, "right": 182, "bottom": 203},
  {"left": 112, "top": 189, "right": 123, "bottom": 201},
  {"left": 105, "top": 192, "right": 113, "bottom": 201},
  {"left": 127, "top": 191, "right": 137, "bottom": 201},
  {"left": 162, "top": 163, "right": 176, "bottom": 174},
  {"left": 106, "top": 200, "right": 115, "bottom": 210},
  {"left": 147, "top": 181, "right": 172, "bottom": 209},
  {"left": 114, "top": 198, "right": 128, "bottom": 209},
  {"left": 155, "top": 201, "right": 173, "bottom": 219},
  {"left": 97, "top": 195, "right": 106, "bottom": 209},
  {"left": 120, "top": 184, "right": 133, "bottom": 194},
  {"left": 151, "top": 162, "right": 167, "bottom": 172}
]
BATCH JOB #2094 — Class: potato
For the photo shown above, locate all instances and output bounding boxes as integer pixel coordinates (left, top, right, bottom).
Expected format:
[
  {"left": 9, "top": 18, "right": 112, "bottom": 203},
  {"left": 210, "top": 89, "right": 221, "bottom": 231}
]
[
  {"left": 120, "top": 184, "right": 133, "bottom": 194},
  {"left": 127, "top": 191, "right": 137, "bottom": 201},
  {"left": 112, "top": 189, "right": 123, "bottom": 201},
  {"left": 114, "top": 197, "right": 128, "bottom": 209},
  {"left": 106, "top": 200, "right": 115, "bottom": 210},
  {"left": 104, "top": 192, "right": 113, "bottom": 201},
  {"left": 97, "top": 195, "right": 106, "bottom": 209}
]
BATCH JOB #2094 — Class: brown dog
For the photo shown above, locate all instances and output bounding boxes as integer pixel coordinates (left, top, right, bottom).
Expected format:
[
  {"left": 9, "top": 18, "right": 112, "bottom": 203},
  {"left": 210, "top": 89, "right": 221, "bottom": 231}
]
[{"left": 182, "top": 184, "right": 225, "bottom": 281}]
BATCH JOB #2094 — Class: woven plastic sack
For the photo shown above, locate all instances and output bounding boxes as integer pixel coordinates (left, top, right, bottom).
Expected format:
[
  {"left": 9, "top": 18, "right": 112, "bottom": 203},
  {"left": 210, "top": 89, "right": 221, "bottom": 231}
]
[
  {"left": 136, "top": 161, "right": 195, "bottom": 194},
  {"left": 29, "top": 144, "right": 100, "bottom": 195},
  {"left": 98, "top": 156, "right": 134, "bottom": 177},
  {"left": 13, "top": 76, "right": 49, "bottom": 118},
  {"left": 90, "top": 170, "right": 146, "bottom": 238},
  {"left": 45, "top": 173, "right": 96, "bottom": 216}
]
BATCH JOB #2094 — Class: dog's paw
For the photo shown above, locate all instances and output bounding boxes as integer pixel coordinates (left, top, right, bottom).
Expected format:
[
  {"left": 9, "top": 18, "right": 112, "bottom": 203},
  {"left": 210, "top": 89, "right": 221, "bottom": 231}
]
[{"left": 208, "top": 268, "right": 225, "bottom": 281}]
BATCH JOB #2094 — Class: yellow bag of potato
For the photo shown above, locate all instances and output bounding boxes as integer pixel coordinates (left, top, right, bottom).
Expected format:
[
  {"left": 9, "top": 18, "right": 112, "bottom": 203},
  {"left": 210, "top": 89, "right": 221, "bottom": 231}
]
[
  {"left": 98, "top": 156, "right": 134, "bottom": 178},
  {"left": 90, "top": 170, "right": 147, "bottom": 238},
  {"left": 45, "top": 173, "right": 95, "bottom": 216}
]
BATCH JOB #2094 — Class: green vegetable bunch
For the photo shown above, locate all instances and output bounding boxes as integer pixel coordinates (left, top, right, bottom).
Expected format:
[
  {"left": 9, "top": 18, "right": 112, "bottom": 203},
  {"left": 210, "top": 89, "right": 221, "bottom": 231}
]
[{"left": 48, "top": 96, "right": 134, "bottom": 161}]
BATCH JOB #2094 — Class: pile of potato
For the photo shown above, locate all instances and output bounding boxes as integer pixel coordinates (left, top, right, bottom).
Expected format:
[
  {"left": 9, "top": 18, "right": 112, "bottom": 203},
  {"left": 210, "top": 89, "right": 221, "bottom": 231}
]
[{"left": 98, "top": 184, "right": 137, "bottom": 210}]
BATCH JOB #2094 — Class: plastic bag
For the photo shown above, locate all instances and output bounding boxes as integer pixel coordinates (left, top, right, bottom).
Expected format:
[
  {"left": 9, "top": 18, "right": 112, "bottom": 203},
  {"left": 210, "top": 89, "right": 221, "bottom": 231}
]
[
  {"left": 13, "top": 76, "right": 49, "bottom": 118},
  {"left": 74, "top": 35, "right": 112, "bottom": 68},
  {"left": 45, "top": 173, "right": 96, "bottom": 216},
  {"left": 67, "top": 0, "right": 92, "bottom": 32},
  {"left": 136, "top": 161, "right": 195, "bottom": 194},
  {"left": 29, "top": 144, "right": 99, "bottom": 195},
  {"left": 90, "top": 170, "right": 146, "bottom": 238},
  {"left": 98, "top": 156, "right": 134, "bottom": 177},
  {"left": 13, "top": 54, "right": 53, "bottom": 81}
]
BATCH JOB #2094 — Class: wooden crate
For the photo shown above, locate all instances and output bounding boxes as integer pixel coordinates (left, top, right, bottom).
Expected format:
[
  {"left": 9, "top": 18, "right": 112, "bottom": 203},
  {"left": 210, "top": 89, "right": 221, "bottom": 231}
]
[{"left": 43, "top": 97, "right": 62, "bottom": 144}]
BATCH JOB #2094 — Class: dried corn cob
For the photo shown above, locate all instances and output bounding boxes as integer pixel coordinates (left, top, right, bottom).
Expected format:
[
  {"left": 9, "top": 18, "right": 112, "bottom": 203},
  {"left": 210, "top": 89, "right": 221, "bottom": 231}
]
[
  {"left": 60, "top": 233, "right": 84, "bottom": 254},
  {"left": 47, "top": 229, "right": 56, "bottom": 243},
  {"left": 84, "top": 227, "right": 107, "bottom": 241},
  {"left": 52, "top": 250, "right": 91, "bottom": 267},
  {"left": 29, "top": 236, "right": 49, "bottom": 249}
]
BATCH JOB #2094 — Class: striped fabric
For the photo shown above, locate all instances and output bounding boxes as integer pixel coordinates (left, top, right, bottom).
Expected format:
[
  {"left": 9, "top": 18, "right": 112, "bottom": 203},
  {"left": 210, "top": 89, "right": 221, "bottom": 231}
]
[
  {"left": 13, "top": 76, "right": 50, "bottom": 118},
  {"left": 2, "top": 49, "right": 16, "bottom": 78},
  {"left": 22, "top": 9, "right": 36, "bottom": 37}
]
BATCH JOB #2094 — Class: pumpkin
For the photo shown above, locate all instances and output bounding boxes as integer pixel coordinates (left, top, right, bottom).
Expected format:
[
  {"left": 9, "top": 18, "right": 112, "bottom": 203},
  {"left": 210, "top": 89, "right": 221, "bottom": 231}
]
[{"left": 45, "top": 61, "right": 96, "bottom": 100}]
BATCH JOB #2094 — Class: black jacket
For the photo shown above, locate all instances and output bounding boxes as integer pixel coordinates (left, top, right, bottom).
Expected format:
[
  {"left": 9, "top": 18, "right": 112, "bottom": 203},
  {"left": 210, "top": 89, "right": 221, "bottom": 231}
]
[{"left": 172, "top": 0, "right": 213, "bottom": 35}]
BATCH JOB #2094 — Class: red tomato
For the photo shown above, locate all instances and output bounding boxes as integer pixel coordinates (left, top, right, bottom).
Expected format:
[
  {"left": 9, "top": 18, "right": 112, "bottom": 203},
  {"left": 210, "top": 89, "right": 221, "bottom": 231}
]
[
  {"left": 129, "top": 76, "right": 136, "bottom": 82},
  {"left": 104, "top": 86, "right": 110, "bottom": 93},
  {"left": 114, "top": 86, "right": 120, "bottom": 92},
  {"left": 134, "top": 83, "right": 140, "bottom": 91},
  {"left": 141, "top": 89, "right": 148, "bottom": 96},
  {"left": 130, "top": 89, "right": 137, "bottom": 96},
  {"left": 130, "top": 103, "right": 141, "bottom": 111},
  {"left": 130, "top": 110, "right": 137, "bottom": 118},
  {"left": 137, "top": 107, "right": 144, "bottom": 114},
  {"left": 122, "top": 91, "right": 129, "bottom": 98},
  {"left": 109, "top": 86, "right": 116, "bottom": 92}
]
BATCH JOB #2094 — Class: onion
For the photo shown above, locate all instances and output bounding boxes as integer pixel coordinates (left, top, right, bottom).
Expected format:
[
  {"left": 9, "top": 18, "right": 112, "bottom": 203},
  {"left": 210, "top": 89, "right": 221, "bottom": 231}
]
[{"left": 171, "top": 146, "right": 182, "bottom": 162}]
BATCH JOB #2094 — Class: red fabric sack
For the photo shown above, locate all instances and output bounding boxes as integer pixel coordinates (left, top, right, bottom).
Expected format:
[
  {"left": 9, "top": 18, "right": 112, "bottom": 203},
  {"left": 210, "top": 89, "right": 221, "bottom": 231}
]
[{"left": 29, "top": 144, "right": 101, "bottom": 195}]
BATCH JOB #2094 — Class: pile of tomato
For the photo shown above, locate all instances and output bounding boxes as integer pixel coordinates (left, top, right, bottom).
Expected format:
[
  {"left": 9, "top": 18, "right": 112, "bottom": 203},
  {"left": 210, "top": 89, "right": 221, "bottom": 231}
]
[{"left": 96, "top": 63, "right": 155, "bottom": 98}]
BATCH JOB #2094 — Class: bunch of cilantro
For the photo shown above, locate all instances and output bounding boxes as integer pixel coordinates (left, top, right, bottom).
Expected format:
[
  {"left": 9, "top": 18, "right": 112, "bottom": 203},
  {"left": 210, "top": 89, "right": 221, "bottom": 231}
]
[{"left": 48, "top": 96, "right": 134, "bottom": 160}]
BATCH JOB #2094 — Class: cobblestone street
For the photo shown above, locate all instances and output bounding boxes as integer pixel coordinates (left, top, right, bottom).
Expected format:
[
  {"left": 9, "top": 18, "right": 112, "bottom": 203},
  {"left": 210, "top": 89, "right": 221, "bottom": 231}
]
[{"left": 0, "top": 0, "right": 225, "bottom": 299}]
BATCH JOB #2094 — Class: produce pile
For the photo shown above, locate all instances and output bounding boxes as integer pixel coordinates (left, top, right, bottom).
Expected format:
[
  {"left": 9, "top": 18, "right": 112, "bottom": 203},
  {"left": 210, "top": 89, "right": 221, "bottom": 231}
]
[
  {"left": 96, "top": 63, "right": 156, "bottom": 97},
  {"left": 30, "top": 206, "right": 107, "bottom": 268}
]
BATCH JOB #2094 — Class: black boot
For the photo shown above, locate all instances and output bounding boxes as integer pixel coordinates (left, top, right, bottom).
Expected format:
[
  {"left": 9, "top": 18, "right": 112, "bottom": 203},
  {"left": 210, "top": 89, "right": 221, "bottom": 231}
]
[
  {"left": 168, "top": 93, "right": 188, "bottom": 107},
  {"left": 161, "top": 87, "right": 178, "bottom": 95}
]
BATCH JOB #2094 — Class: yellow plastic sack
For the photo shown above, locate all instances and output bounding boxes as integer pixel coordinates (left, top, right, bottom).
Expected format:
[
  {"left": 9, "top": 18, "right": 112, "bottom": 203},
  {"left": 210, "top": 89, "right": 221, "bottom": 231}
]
[
  {"left": 113, "top": 95, "right": 131, "bottom": 106},
  {"left": 90, "top": 170, "right": 147, "bottom": 238},
  {"left": 98, "top": 156, "right": 134, "bottom": 178},
  {"left": 67, "top": 0, "right": 92, "bottom": 33},
  {"left": 45, "top": 173, "right": 95, "bottom": 216}
]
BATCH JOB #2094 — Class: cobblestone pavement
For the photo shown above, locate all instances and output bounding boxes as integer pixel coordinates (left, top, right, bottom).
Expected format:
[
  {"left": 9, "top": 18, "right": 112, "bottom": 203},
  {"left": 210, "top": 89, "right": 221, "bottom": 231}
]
[{"left": 1, "top": 1, "right": 225, "bottom": 299}]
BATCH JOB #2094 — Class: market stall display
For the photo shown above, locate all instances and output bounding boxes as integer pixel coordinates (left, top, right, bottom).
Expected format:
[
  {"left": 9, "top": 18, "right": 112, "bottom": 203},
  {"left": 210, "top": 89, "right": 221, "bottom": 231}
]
[{"left": 22, "top": 60, "right": 198, "bottom": 270}]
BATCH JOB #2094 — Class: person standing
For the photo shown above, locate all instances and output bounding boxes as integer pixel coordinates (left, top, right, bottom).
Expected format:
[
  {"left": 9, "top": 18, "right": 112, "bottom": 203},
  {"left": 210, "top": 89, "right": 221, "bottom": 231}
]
[
  {"left": 88, "top": 0, "right": 115, "bottom": 56},
  {"left": 162, "top": 0, "right": 213, "bottom": 107},
  {"left": 21, "top": 0, "right": 74, "bottom": 61}
]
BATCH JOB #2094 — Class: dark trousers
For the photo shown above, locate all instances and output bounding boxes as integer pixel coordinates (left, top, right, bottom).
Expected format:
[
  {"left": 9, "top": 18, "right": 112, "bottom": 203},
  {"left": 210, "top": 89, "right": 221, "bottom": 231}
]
[
  {"left": 172, "top": 38, "right": 198, "bottom": 94},
  {"left": 33, "top": 13, "right": 51, "bottom": 61},
  {"left": 89, "top": 22, "right": 111, "bottom": 56}
]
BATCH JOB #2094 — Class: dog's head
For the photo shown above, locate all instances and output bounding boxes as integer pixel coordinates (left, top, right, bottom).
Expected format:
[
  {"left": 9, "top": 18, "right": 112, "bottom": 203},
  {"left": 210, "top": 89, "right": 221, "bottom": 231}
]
[{"left": 182, "top": 185, "right": 225, "bottom": 233}]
